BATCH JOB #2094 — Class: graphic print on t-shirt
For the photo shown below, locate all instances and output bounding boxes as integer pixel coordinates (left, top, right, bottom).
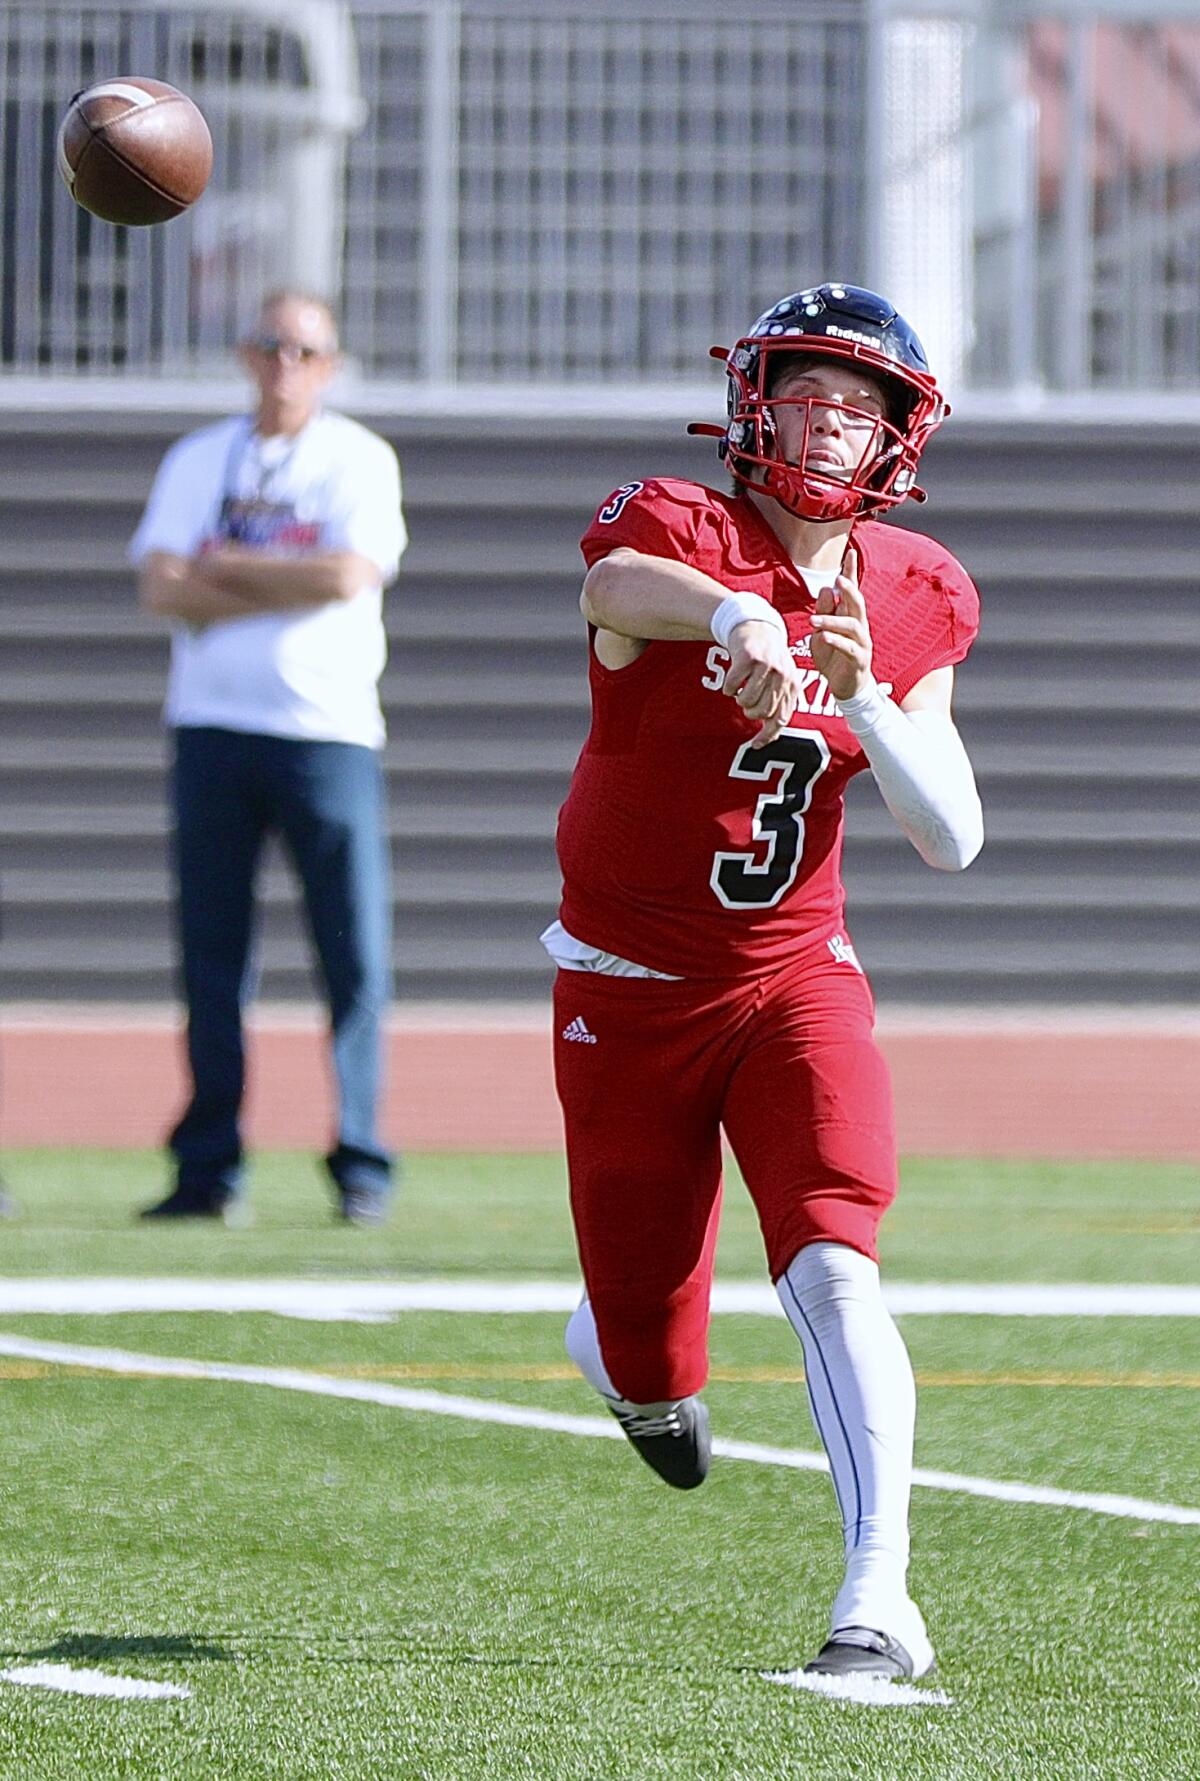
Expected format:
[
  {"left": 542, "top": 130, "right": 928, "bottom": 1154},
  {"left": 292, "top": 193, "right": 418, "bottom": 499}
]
[{"left": 214, "top": 494, "right": 321, "bottom": 553}]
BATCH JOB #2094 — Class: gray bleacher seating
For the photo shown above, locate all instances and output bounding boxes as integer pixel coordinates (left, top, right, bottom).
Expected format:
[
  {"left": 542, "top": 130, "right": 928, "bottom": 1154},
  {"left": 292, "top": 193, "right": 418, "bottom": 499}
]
[{"left": 0, "top": 411, "right": 1197, "bottom": 1006}]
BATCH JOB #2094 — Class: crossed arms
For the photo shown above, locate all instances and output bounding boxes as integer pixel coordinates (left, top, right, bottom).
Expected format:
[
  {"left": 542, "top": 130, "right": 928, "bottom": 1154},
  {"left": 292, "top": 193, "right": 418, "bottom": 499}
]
[{"left": 139, "top": 547, "right": 381, "bottom": 626}]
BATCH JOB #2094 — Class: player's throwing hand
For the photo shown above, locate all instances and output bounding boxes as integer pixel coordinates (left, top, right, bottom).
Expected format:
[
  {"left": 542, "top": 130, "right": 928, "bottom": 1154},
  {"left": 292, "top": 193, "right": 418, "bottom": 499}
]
[
  {"left": 811, "top": 548, "right": 872, "bottom": 702},
  {"left": 721, "top": 617, "right": 803, "bottom": 747}
]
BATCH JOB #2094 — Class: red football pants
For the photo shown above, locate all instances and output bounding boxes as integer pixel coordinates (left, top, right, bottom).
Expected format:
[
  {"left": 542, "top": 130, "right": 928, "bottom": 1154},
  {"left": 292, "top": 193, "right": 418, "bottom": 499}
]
[{"left": 552, "top": 944, "right": 897, "bottom": 1403}]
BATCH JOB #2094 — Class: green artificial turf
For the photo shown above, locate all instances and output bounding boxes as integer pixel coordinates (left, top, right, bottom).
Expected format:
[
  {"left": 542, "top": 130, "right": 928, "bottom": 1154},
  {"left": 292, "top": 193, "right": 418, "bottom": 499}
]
[
  {"left": 0, "top": 1148, "right": 1197, "bottom": 1283},
  {"left": 1, "top": 1151, "right": 1198, "bottom": 1778}
]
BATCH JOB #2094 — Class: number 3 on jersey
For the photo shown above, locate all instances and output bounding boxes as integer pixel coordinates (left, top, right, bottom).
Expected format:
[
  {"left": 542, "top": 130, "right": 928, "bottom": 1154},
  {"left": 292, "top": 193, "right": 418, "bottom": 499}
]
[{"left": 710, "top": 731, "right": 831, "bottom": 909}]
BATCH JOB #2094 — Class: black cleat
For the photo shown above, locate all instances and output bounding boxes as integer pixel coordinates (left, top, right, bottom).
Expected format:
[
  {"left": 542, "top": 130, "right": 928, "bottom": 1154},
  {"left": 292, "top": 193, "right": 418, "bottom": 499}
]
[
  {"left": 804, "top": 1627, "right": 922, "bottom": 1681},
  {"left": 138, "top": 1185, "right": 243, "bottom": 1224},
  {"left": 608, "top": 1395, "right": 711, "bottom": 1490}
]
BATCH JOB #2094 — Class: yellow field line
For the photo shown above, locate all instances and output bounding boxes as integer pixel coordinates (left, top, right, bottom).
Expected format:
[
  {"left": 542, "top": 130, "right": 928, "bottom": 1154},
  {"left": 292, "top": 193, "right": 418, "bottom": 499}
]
[
  {"left": 5, "top": 1360, "right": 1200, "bottom": 1388},
  {"left": 914, "top": 1370, "right": 1200, "bottom": 1389},
  {"left": 342, "top": 1364, "right": 1200, "bottom": 1389},
  {"left": 1065, "top": 1222, "right": 1200, "bottom": 1235}
]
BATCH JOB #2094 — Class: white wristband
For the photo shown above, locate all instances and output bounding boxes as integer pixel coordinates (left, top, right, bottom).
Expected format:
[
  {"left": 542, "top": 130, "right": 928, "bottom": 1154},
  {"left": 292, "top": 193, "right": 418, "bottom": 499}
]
[{"left": 710, "top": 592, "right": 787, "bottom": 652}]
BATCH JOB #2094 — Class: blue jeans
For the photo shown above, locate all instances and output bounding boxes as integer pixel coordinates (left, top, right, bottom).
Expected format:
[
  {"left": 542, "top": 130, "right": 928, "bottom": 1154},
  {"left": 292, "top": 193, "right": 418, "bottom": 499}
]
[{"left": 169, "top": 726, "right": 393, "bottom": 1201}]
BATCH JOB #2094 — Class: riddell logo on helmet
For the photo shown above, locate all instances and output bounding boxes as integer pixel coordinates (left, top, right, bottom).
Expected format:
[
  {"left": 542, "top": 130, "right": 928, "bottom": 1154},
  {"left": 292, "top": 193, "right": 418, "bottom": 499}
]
[{"left": 825, "top": 324, "right": 879, "bottom": 348}]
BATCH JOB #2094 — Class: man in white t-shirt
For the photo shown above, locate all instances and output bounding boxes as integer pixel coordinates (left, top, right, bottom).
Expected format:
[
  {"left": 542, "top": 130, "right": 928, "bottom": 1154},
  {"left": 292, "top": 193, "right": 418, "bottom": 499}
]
[{"left": 129, "top": 290, "right": 405, "bottom": 1224}]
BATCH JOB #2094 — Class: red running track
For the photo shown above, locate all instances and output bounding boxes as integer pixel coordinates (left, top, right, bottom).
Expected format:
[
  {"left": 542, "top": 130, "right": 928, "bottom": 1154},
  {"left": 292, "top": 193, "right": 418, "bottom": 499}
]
[{"left": 1, "top": 1008, "right": 1197, "bottom": 1159}]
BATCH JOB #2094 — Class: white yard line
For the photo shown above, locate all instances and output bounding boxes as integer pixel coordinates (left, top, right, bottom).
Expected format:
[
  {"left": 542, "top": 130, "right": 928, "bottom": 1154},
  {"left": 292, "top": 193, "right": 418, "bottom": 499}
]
[
  {"left": 0, "top": 1664, "right": 189, "bottom": 1700},
  {"left": 2, "top": 1277, "right": 1199, "bottom": 1318},
  {"left": 1, "top": 1332, "right": 1197, "bottom": 1528},
  {"left": 764, "top": 1669, "right": 953, "bottom": 1709}
]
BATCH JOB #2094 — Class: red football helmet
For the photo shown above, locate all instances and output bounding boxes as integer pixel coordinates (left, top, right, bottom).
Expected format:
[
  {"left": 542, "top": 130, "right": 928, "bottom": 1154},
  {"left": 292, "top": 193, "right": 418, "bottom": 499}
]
[{"left": 689, "top": 283, "right": 947, "bottom": 523}]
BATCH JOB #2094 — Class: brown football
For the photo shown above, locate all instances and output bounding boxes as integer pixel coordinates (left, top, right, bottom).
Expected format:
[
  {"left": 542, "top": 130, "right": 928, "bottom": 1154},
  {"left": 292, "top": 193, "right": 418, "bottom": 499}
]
[{"left": 57, "top": 77, "right": 212, "bottom": 226}]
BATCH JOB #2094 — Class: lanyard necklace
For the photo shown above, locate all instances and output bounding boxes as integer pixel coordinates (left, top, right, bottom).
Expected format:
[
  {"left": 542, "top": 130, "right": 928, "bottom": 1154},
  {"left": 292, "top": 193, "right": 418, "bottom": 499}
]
[{"left": 220, "top": 415, "right": 307, "bottom": 507}]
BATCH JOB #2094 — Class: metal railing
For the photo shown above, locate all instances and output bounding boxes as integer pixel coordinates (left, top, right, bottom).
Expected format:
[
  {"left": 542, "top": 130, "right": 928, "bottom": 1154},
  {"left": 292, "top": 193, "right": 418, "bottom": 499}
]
[
  {"left": 878, "top": 1, "right": 1200, "bottom": 402},
  {"left": 343, "top": 2, "right": 869, "bottom": 388},
  {"left": 0, "top": 0, "right": 362, "bottom": 375},
  {"left": 3, "top": 0, "right": 1200, "bottom": 400},
  {"left": 0, "top": 0, "right": 868, "bottom": 395}
]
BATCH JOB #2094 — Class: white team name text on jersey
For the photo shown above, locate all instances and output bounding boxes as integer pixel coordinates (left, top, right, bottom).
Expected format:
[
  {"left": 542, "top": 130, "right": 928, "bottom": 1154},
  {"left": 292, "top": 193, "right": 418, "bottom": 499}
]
[{"left": 701, "top": 645, "right": 892, "bottom": 717}]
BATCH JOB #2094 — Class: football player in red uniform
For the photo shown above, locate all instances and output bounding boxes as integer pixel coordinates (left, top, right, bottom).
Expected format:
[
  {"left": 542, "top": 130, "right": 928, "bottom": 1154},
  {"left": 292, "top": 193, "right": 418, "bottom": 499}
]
[{"left": 543, "top": 284, "right": 984, "bottom": 1683}]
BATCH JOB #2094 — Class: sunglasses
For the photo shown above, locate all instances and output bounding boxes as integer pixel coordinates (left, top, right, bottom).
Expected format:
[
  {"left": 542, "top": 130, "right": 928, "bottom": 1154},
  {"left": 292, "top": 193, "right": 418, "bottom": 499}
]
[{"left": 246, "top": 334, "right": 334, "bottom": 363}]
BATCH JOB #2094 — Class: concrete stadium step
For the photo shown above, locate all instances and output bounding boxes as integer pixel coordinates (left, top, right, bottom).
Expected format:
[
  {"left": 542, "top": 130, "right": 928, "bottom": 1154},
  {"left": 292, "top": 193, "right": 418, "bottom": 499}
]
[
  {"left": 2, "top": 917, "right": 1193, "bottom": 969},
  {"left": 2, "top": 930, "right": 1193, "bottom": 984},
  {"left": 9, "top": 534, "right": 1200, "bottom": 585},
  {"left": 2, "top": 736, "right": 1197, "bottom": 789},
  {"left": 5, "top": 822, "right": 1192, "bottom": 862},
  {"left": 6, "top": 454, "right": 1200, "bottom": 519},
  {"left": 4, "top": 864, "right": 1194, "bottom": 917},
  {"left": 10, "top": 673, "right": 1192, "bottom": 735},
  {"left": 2, "top": 963, "right": 1181, "bottom": 1006},
  {"left": 2, "top": 410, "right": 1198, "bottom": 1003},
  {"left": 16, "top": 639, "right": 1194, "bottom": 705},
  {"left": 8, "top": 595, "right": 1196, "bottom": 652}
]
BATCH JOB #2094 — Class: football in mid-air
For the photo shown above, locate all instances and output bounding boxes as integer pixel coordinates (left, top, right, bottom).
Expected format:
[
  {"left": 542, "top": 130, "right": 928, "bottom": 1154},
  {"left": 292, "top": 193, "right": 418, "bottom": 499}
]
[{"left": 56, "top": 77, "right": 212, "bottom": 226}]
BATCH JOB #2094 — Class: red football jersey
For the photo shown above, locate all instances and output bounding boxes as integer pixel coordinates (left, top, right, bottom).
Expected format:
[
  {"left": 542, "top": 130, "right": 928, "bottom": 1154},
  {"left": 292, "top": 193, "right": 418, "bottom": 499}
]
[{"left": 555, "top": 478, "right": 980, "bottom": 979}]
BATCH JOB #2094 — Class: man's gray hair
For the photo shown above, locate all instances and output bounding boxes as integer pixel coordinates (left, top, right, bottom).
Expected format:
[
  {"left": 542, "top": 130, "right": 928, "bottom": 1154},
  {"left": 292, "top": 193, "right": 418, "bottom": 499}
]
[{"left": 257, "top": 289, "right": 340, "bottom": 347}]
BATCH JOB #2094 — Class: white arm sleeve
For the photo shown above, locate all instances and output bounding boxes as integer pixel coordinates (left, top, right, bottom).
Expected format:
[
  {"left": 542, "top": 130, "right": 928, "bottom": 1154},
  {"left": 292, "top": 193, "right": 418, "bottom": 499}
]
[{"left": 838, "top": 678, "right": 984, "bottom": 871}]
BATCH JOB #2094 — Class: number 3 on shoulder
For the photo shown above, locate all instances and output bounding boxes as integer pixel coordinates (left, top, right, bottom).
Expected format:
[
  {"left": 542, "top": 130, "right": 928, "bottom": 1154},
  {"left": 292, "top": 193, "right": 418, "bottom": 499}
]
[{"left": 596, "top": 483, "right": 644, "bottom": 524}]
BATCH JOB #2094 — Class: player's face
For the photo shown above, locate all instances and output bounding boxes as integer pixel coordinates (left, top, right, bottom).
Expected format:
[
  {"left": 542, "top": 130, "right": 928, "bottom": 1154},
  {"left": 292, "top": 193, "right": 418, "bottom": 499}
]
[
  {"left": 241, "top": 298, "right": 340, "bottom": 415},
  {"left": 769, "top": 360, "right": 891, "bottom": 483}
]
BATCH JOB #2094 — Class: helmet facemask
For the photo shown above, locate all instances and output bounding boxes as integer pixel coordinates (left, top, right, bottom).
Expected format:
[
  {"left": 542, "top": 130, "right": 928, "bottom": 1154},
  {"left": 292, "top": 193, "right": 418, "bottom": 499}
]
[
  {"left": 688, "top": 285, "right": 947, "bottom": 523},
  {"left": 724, "top": 341, "right": 939, "bottom": 521}
]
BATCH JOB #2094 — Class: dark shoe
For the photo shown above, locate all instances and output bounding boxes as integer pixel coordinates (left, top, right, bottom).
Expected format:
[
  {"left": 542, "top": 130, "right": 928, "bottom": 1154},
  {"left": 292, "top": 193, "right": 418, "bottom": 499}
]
[
  {"left": 336, "top": 1187, "right": 389, "bottom": 1226},
  {"left": 608, "top": 1395, "right": 711, "bottom": 1490},
  {"left": 804, "top": 1627, "right": 922, "bottom": 1680},
  {"left": 139, "top": 1185, "right": 241, "bottom": 1223}
]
